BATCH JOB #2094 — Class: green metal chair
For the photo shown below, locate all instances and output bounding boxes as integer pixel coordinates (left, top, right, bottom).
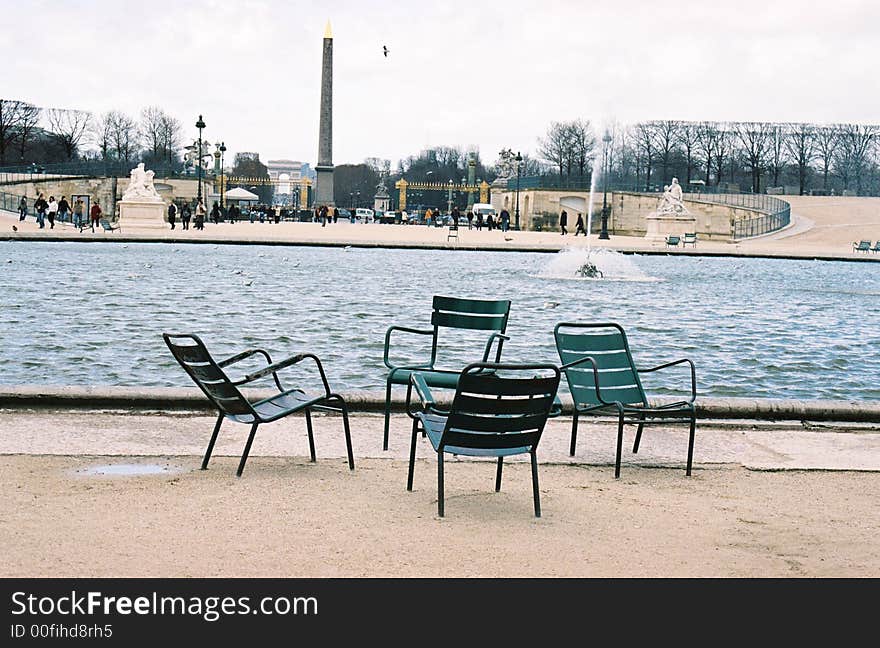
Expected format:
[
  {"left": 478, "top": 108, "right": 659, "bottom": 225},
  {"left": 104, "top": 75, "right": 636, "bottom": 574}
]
[
  {"left": 406, "top": 362, "right": 561, "bottom": 517},
  {"left": 872, "top": 241, "right": 880, "bottom": 253},
  {"left": 665, "top": 235, "right": 680, "bottom": 247},
  {"left": 554, "top": 322, "right": 697, "bottom": 478},
  {"left": 163, "top": 333, "right": 354, "bottom": 476},
  {"left": 853, "top": 240, "right": 871, "bottom": 253},
  {"left": 382, "top": 295, "right": 511, "bottom": 450}
]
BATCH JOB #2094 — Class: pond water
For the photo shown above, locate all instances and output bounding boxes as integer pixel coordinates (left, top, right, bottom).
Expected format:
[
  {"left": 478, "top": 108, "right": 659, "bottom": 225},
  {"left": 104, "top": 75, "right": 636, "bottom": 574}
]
[{"left": 1, "top": 241, "right": 878, "bottom": 402}]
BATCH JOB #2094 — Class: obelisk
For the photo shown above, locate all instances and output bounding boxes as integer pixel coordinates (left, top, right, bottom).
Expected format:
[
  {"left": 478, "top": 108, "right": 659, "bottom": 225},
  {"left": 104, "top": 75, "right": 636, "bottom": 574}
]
[{"left": 315, "top": 20, "right": 335, "bottom": 207}]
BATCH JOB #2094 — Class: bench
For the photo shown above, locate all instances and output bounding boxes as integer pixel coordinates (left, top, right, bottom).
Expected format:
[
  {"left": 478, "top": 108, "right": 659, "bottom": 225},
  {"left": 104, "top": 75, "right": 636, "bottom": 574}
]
[
  {"left": 853, "top": 240, "right": 871, "bottom": 253},
  {"left": 665, "top": 235, "right": 680, "bottom": 247},
  {"left": 100, "top": 218, "right": 121, "bottom": 233},
  {"left": 683, "top": 232, "right": 697, "bottom": 247}
]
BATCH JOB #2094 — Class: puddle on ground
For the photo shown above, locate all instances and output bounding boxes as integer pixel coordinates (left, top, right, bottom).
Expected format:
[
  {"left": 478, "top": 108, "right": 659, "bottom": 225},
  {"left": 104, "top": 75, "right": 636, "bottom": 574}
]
[{"left": 75, "top": 463, "right": 185, "bottom": 476}]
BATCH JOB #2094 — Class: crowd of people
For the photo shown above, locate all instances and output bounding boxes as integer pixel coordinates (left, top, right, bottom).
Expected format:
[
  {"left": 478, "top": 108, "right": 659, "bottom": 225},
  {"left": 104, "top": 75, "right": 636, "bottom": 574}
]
[{"left": 18, "top": 193, "right": 104, "bottom": 230}]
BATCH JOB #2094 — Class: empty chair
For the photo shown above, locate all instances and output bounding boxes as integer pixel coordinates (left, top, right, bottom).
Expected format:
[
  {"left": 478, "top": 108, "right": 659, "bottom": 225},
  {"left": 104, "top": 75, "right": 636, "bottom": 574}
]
[
  {"left": 554, "top": 322, "right": 697, "bottom": 478},
  {"left": 163, "top": 333, "right": 354, "bottom": 476},
  {"left": 665, "top": 235, "right": 680, "bottom": 247},
  {"left": 447, "top": 220, "right": 459, "bottom": 242},
  {"left": 853, "top": 240, "right": 871, "bottom": 253},
  {"left": 100, "top": 218, "right": 120, "bottom": 233},
  {"left": 406, "top": 362, "right": 561, "bottom": 517},
  {"left": 683, "top": 232, "right": 697, "bottom": 247},
  {"left": 872, "top": 241, "right": 880, "bottom": 253},
  {"left": 382, "top": 295, "right": 511, "bottom": 451}
]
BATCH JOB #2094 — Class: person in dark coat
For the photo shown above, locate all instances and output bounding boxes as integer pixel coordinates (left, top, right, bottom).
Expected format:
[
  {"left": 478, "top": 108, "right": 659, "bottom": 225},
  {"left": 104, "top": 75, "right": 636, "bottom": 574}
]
[
  {"left": 167, "top": 202, "right": 177, "bottom": 229},
  {"left": 560, "top": 210, "right": 568, "bottom": 235},
  {"left": 181, "top": 203, "right": 191, "bottom": 230},
  {"left": 574, "top": 212, "right": 587, "bottom": 236}
]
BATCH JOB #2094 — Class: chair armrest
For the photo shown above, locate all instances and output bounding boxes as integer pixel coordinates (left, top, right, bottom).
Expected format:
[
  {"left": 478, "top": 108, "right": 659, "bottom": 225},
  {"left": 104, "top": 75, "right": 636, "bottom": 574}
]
[
  {"left": 638, "top": 358, "right": 697, "bottom": 403},
  {"left": 383, "top": 325, "right": 435, "bottom": 369},
  {"left": 406, "top": 371, "right": 448, "bottom": 418},
  {"left": 242, "top": 352, "right": 332, "bottom": 397},
  {"left": 481, "top": 332, "right": 511, "bottom": 363},
  {"left": 217, "top": 348, "right": 273, "bottom": 368}
]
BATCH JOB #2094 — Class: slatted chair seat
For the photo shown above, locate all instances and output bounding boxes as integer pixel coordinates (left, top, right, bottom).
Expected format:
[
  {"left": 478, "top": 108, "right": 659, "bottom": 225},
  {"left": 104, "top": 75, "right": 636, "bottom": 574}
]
[
  {"left": 163, "top": 333, "right": 354, "bottom": 476},
  {"left": 406, "top": 363, "right": 561, "bottom": 517},
  {"left": 555, "top": 322, "right": 697, "bottom": 478},
  {"left": 382, "top": 295, "right": 512, "bottom": 450}
]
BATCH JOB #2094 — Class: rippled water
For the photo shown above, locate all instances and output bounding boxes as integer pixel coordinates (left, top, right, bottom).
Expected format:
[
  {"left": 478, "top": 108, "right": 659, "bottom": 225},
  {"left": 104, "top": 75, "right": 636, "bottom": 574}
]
[{"left": 1, "top": 241, "right": 878, "bottom": 401}]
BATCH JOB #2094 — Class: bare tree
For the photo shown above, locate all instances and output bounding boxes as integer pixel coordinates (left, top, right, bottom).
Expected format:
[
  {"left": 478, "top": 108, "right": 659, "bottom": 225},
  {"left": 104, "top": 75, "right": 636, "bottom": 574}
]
[
  {"left": 158, "top": 113, "right": 182, "bottom": 165},
  {"left": 569, "top": 119, "right": 596, "bottom": 177},
  {"left": 713, "top": 126, "right": 732, "bottom": 187},
  {"left": 649, "top": 120, "right": 680, "bottom": 184},
  {"left": 835, "top": 124, "right": 878, "bottom": 194},
  {"left": 108, "top": 110, "right": 139, "bottom": 163},
  {"left": 679, "top": 122, "right": 700, "bottom": 185},
  {"left": 813, "top": 125, "right": 839, "bottom": 192},
  {"left": 538, "top": 121, "right": 571, "bottom": 180},
  {"left": 139, "top": 106, "right": 165, "bottom": 159},
  {"left": 0, "top": 98, "right": 25, "bottom": 165},
  {"left": 766, "top": 124, "right": 787, "bottom": 189},
  {"left": 696, "top": 122, "right": 718, "bottom": 185},
  {"left": 16, "top": 102, "right": 41, "bottom": 161},
  {"left": 634, "top": 122, "right": 657, "bottom": 190},
  {"left": 732, "top": 122, "right": 772, "bottom": 193},
  {"left": 784, "top": 123, "right": 815, "bottom": 195},
  {"left": 46, "top": 108, "right": 92, "bottom": 160}
]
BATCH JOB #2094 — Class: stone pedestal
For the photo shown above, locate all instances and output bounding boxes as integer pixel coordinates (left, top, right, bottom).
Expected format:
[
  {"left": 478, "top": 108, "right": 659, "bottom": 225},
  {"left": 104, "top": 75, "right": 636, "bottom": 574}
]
[
  {"left": 119, "top": 200, "right": 166, "bottom": 229},
  {"left": 644, "top": 212, "right": 697, "bottom": 242}
]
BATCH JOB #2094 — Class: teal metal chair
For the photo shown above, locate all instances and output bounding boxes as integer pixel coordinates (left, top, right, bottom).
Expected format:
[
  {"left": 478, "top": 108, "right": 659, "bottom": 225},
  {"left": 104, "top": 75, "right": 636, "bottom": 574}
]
[
  {"left": 853, "top": 240, "right": 871, "bottom": 253},
  {"left": 665, "top": 235, "right": 680, "bottom": 247},
  {"left": 163, "top": 333, "right": 354, "bottom": 476},
  {"left": 406, "top": 362, "right": 561, "bottom": 517},
  {"left": 871, "top": 241, "right": 880, "bottom": 253},
  {"left": 554, "top": 322, "right": 697, "bottom": 478},
  {"left": 382, "top": 296, "right": 511, "bottom": 450}
]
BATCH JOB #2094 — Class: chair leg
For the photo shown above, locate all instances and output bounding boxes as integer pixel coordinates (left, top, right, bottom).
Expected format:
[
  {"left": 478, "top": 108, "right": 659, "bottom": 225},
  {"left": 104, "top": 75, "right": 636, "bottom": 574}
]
[
  {"left": 569, "top": 410, "right": 579, "bottom": 456},
  {"left": 632, "top": 418, "right": 645, "bottom": 453},
  {"left": 495, "top": 457, "right": 504, "bottom": 491},
  {"left": 407, "top": 417, "right": 418, "bottom": 491},
  {"left": 304, "top": 408, "right": 316, "bottom": 462},
  {"left": 201, "top": 413, "right": 224, "bottom": 470},
  {"left": 237, "top": 423, "right": 259, "bottom": 477},
  {"left": 338, "top": 397, "right": 355, "bottom": 471},
  {"left": 437, "top": 450, "right": 445, "bottom": 517},
  {"left": 615, "top": 410, "right": 625, "bottom": 479},
  {"left": 686, "top": 413, "right": 696, "bottom": 477},
  {"left": 531, "top": 450, "right": 541, "bottom": 518},
  {"left": 383, "top": 379, "right": 393, "bottom": 451}
]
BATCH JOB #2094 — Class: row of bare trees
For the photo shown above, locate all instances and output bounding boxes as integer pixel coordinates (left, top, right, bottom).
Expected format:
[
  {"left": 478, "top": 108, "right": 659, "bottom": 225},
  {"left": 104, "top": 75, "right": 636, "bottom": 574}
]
[
  {"left": 0, "top": 98, "right": 184, "bottom": 169},
  {"left": 571, "top": 120, "right": 879, "bottom": 195}
]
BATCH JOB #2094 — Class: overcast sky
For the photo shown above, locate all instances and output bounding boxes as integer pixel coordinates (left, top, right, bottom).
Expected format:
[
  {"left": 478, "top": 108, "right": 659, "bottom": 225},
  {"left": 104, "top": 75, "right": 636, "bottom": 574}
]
[{"left": 4, "top": 0, "right": 878, "bottom": 168}]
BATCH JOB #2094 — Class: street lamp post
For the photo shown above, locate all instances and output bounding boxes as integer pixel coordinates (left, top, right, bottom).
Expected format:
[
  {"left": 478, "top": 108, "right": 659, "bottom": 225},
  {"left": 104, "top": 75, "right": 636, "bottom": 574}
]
[
  {"left": 195, "top": 114, "right": 205, "bottom": 205},
  {"left": 447, "top": 179, "right": 453, "bottom": 216},
  {"left": 598, "top": 130, "right": 612, "bottom": 240},
  {"left": 219, "top": 141, "right": 226, "bottom": 211},
  {"left": 514, "top": 151, "right": 522, "bottom": 231}
]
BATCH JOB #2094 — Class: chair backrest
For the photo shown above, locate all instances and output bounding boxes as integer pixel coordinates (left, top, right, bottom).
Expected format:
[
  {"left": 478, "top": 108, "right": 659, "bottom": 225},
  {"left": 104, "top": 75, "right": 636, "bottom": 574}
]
[
  {"left": 431, "top": 295, "right": 510, "bottom": 333},
  {"left": 684, "top": 232, "right": 696, "bottom": 241},
  {"left": 162, "top": 333, "right": 256, "bottom": 419},
  {"left": 100, "top": 218, "right": 115, "bottom": 231},
  {"left": 554, "top": 322, "right": 647, "bottom": 408},
  {"left": 666, "top": 235, "right": 680, "bottom": 245},
  {"left": 857, "top": 240, "right": 870, "bottom": 250},
  {"left": 440, "top": 362, "right": 561, "bottom": 452}
]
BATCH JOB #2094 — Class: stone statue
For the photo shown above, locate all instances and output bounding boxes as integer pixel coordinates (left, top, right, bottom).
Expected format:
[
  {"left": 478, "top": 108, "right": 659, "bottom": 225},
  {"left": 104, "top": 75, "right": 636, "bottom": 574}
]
[
  {"left": 655, "top": 177, "right": 689, "bottom": 215},
  {"left": 122, "top": 163, "right": 163, "bottom": 202}
]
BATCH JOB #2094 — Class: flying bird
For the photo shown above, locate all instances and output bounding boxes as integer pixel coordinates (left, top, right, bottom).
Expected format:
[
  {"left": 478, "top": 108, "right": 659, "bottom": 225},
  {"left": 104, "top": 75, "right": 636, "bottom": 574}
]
[{"left": 383, "top": 45, "right": 389, "bottom": 57}]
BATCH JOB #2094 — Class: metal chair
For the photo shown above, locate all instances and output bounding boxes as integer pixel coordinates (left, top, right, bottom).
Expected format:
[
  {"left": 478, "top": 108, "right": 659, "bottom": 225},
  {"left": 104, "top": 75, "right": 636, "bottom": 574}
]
[
  {"left": 554, "top": 322, "right": 697, "bottom": 478},
  {"left": 382, "top": 295, "right": 511, "bottom": 450},
  {"left": 163, "top": 333, "right": 354, "bottom": 476},
  {"left": 406, "top": 362, "right": 561, "bottom": 517}
]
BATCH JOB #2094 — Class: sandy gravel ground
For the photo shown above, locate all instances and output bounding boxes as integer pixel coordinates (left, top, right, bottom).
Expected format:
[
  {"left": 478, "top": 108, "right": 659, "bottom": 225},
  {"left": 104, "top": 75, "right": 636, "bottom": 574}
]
[{"left": 2, "top": 411, "right": 878, "bottom": 578}]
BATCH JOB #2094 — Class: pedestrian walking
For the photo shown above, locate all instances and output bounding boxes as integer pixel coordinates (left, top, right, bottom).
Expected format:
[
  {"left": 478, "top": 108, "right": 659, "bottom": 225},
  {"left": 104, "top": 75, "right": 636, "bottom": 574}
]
[
  {"left": 73, "top": 198, "right": 84, "bottom": 229},
  {"left": 211, "top": 202, "right": 220, "bottom": 225},
  {"left": 486, "top": 212, "right": 494, "bottom": 231},
  {"left": 90, "top": 199, "right": 102, "bottom": 229},
  {"left": 181, "top": 203, "right": 191, "bottom": 230},
  {"left": 500, "top": 208, "right": 510, "bottom": 232},
  {"left": 333, "top": 206, "right": 339, "bottom": 223},
  {"left": 195, "top": 199, "right": 206, "bottom": 230},
  {"left": 34, "top": 193, "right": 48, "bottom": 228},
  {"left": 58, "top": 196, "right": 70, "bottom": 224},
  {"left": 466, "top": 210, "right": 473, "bottom": 230},
  {"left": 560, "top": 210, "right": 568, "bottom": 235},
  {"left": 167, "top": 202, "right": 177, "bottom": 230},
  {"left": 476, "top": 211, "right": 483, "bottom": 231},
  {"left": 47, "top": 196, "right": 58, "bottom": 229},
  {"left": 18, "top": 196, "right": 27, "bottom": 221},
  {"left": 320, "top": 204, "right": 328, "bottom": 227},
  {"left": 574, "top": 213, "right": 587, "bottom": 236}
]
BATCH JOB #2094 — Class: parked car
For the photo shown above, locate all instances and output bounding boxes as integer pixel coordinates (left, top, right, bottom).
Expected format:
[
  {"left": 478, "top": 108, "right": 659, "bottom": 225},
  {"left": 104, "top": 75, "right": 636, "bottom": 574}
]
[
  {"left": 355, "top": 207, "right": 374, "bottom": 222},
  {"left": 378, "top": 210, "right": 397, "bottom": 224}
]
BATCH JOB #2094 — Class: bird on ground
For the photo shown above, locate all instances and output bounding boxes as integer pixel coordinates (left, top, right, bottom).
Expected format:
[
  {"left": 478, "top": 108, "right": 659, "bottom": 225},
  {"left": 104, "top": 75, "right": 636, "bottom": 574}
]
[
  {"left": 383, "top": 45, "right": 389, "bottom": 57},
  {"left": 12, "top": 225, "right": 17, "bottom": 231}
]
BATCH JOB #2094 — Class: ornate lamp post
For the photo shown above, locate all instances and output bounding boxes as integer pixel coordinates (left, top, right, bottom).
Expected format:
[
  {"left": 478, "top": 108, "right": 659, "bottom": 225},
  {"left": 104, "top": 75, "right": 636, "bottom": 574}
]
[
  {"left": 447, "top": 179, "right": 454, "bottom": 216},
  {"left": 195, "top": 114, "right": 206, "bottom": 205},
  {"left": 219, "top": 141, "right": 226, "bottom": 210},
  {"left": 514, "top": 151, "right": 522, "bottom": 231},
  {"left": 598, "top": 130, "right": 612, "bottom": 240}
]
